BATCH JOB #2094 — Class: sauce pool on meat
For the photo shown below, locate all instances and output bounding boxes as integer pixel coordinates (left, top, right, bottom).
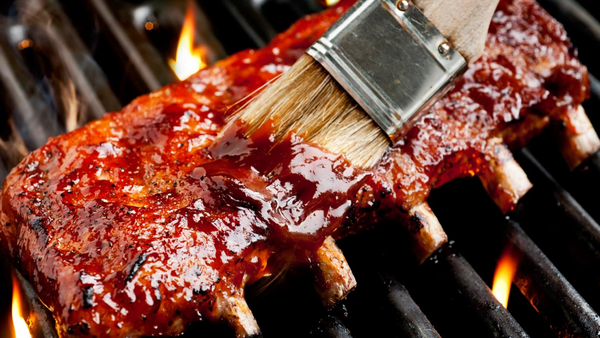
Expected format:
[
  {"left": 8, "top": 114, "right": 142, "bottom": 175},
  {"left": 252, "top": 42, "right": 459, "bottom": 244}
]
[{"left": 0, "top": 0, "right": 589, "bottom": 336}]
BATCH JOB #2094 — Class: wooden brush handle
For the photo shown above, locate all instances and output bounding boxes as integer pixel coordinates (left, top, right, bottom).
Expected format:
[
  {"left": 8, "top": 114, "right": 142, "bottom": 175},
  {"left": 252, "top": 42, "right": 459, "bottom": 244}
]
[{"left": 413, "top": 0, "right": 500, "bottom": 63}]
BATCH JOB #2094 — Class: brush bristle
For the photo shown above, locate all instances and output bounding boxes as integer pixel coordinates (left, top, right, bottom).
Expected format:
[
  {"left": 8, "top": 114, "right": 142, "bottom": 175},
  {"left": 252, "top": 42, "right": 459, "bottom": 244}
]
[{"left": 235, "top": 54, "right": 390, "bottom": 169}]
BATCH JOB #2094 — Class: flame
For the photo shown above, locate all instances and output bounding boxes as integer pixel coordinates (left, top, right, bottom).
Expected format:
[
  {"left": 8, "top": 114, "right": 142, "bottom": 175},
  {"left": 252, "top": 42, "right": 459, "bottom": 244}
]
[
  {"left": 492, "top": 248, "right": 519, "bottom": 308},
  {"left": 324, "top": 0, "right": 341, "bottom": 6},
  {"left": 12, "top": 275, "right": 32, "bottom": 338},
  {"left": 169, "top": 3, "right": 207, "bottom": 81}
]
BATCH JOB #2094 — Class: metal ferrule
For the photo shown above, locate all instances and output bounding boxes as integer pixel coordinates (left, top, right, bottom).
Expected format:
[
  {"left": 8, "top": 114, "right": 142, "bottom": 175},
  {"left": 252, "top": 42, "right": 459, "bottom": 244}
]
[{"left": 307, "top": 0, "right": 467, "bottom": 141}]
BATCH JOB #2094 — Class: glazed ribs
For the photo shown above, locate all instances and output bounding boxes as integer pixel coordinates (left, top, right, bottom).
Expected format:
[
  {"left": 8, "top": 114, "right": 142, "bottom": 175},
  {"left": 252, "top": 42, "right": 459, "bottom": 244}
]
[{"left": 0, "top": 0, "right": 597, "bottom": 337}]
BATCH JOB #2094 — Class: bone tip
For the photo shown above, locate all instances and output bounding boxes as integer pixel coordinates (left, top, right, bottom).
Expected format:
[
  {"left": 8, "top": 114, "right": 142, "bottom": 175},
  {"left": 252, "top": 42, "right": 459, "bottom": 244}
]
[
  {"left": 479, "top": 143, "right": 532, "bottom": 213},
  {"left": 221, "top": 296, "right": 261, "bottom": 338},
  {"left": 312, "top": 237, "right": 357, "bottom": 308},
  {"left": 559, "top": 105, "right": 600, "bottom": 171},
  {"left": 319, "top": 276, "right": 357, "bottom": 309},
  {"left": 409, "top": 203, "right": 448, "bottom": 264}
]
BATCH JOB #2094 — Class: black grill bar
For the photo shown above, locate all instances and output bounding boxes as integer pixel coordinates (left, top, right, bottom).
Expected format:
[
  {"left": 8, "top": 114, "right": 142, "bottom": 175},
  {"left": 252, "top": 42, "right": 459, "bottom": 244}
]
[
  {"left": 515, "top": 150, "right": 600, "bottom": 266},
  {"left": 502, "top": 218, "right": 600, "bottom": 337},
  {"left": 423, "top": 246, "right": 529, "bottom": 338},
  {"left": 99, "top": 0, "right": 170, "bottom": 89},
  {"left": 0, "top": 160, "right": 7, "bottom": 183},
  {"left": 56, "top": 0, "right": 182, "bottom": 103},
  {"left": 196, "top": 0, "right": 277, "bottom": 53},
  {"left": 334, "top": 232, "right": 443, "bottom": 338},
  {"left": 569, "top": 149, "right": 600, "bottom": 224},
  {"left": 87, "top": 0, "right": 173, "bottom": 91},
  {"left": 258, "top": 0, "right": 322, "bottom": 32},
  {"left": 377, "top": 273, "right": 440, "bottom": 338},
  {"left": 312, "top": 314, "right": 353, "bottom": 338}
]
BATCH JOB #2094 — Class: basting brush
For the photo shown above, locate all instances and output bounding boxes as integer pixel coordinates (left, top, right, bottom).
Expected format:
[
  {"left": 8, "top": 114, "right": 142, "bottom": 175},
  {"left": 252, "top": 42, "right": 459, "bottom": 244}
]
[{"left": 232, "top": 0, "right": 500, "bottom": 169}]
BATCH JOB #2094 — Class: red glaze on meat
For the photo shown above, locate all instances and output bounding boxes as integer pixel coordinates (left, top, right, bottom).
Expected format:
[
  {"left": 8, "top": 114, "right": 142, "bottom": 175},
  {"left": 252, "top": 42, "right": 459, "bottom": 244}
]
[{"left": 0, "top": 0, "right": 589, "bottom": 336}]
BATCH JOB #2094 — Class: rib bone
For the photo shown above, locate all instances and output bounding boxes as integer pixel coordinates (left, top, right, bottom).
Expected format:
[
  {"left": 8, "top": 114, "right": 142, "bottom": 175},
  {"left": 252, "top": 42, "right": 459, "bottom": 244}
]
[
  {"left": 218, "top": 296, "right": 261, "bottom": 338},
  {"left": 478, "top": 139, "right": 533, "bottom": 214},
  {"left": 309, "top": 236, "right": 357, "bottom": 308},
  {"left": 556, "top": 105, "right": 600, "bottom": 171},
  {"left": 408, "top": 203, "right": 448, "bottom": 264}
]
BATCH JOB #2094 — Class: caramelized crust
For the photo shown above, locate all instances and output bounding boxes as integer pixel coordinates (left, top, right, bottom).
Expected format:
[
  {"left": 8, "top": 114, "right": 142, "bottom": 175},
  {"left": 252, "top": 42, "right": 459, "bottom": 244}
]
[{"left": 0, "top": 0, "right": 589, "bottom": 336}]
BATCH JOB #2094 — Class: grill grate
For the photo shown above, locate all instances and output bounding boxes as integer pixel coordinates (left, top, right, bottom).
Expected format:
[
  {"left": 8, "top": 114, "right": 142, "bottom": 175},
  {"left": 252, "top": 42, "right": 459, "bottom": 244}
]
[{"left": 2, "top": 0, "right": 600, "bottom": 337}]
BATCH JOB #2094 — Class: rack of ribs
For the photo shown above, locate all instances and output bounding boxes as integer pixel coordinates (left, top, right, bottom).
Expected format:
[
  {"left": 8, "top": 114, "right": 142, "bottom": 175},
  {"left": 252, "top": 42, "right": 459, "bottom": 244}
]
[{"left": 0, "top": 0, "right": 597, "bottom": 336}]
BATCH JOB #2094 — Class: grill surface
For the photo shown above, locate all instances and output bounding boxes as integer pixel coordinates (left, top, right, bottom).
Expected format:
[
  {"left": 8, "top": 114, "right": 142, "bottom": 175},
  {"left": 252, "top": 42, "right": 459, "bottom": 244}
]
[{"left": 1, "top": 0, "right": 600, "bottom": 337}]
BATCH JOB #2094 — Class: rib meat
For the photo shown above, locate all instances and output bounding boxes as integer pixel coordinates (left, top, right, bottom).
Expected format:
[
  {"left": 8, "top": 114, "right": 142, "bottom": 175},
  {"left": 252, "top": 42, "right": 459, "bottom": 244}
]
[{"left": 0, "top": 0, "right": 592, "bottom": 336}]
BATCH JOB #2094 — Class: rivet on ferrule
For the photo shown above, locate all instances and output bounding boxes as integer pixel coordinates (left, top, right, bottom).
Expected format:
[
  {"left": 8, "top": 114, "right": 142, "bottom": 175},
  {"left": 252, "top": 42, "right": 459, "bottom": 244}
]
[
  {"left": 396, "top": 0, "right": 410, "bottom": 11},
  {"left": 438, "top": 41, "right": 451, "bottom": 55}
]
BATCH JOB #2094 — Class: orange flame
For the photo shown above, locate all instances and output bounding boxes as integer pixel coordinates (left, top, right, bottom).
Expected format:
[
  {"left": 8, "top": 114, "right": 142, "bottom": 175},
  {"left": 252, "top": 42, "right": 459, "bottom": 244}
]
[
  {"left": 492, "top": 248, "right": 519, "bottom": 308},
  {"left": 12, "top": 275, "right": 32, "bottom": 338},
  {"left": 169, "top": 3, "right": 207, "bottom": 81},
  {"left": 324, "top": 0, "right": 340, "bottom": 6}
]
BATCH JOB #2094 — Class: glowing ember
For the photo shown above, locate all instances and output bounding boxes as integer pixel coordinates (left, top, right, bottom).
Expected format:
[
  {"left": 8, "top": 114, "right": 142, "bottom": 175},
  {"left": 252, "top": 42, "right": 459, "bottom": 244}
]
[
  {"left": 145, "top": 21, "right": 158, "bottom": 31},
  {"left": 169, "top": 3, "right": 207, "bottom": 81},
  {"left": 17, "top": 39, "right": 33, "bottom": 50},
  {"left": 12, "top": 275, "right": 32, "bottom": 338},
  {"left": 492, "top": 248, "right": 519, "bottom": 308}
]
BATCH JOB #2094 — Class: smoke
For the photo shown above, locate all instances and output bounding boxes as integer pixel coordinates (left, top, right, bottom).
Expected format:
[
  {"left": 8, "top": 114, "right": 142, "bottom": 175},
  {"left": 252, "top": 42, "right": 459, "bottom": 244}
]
[
  {"left": 17, "top": 0, "right": 82, "bottom": 132},
  {"left": 0, "top": 120, "right": 29, "bottom": 170}
]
